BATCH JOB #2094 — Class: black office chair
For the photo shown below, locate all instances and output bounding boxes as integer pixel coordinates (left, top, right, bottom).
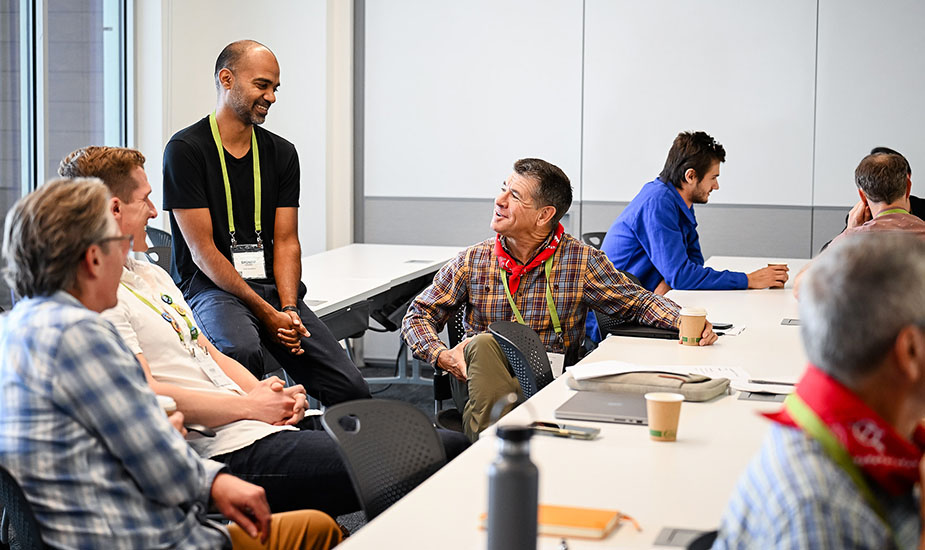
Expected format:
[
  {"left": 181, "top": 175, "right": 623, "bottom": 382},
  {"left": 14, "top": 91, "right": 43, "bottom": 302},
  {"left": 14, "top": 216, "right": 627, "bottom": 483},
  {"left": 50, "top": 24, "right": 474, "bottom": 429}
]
[
  {"left": 0, "top": 465, "right": 46, "bottom": 550},
  {"left": 488, "top": 321, "right": 554, "bottom": 399},
  {"left": 321, "top": 399, "right": 447, "bottom": 520},
  {"left": 687, "top": 530, "right": 718, "bottom": 549},
  {"left": 144, "top": 226, "right": 172, "bottom": 272},
  {"left": 581, "top": 232, "right": 606, "bottom": 250},
  {"left": 432, "top": 306, "right": 466, "bottom": 432}
]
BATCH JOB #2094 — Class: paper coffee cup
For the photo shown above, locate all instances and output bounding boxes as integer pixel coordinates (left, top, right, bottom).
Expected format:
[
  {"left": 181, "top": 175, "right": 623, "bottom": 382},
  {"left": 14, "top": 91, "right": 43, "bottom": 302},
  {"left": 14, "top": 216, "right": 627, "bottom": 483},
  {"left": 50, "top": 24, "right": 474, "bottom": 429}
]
[
  {"left": 156, "top": 395, "right": 177, "bottom": 416},
  {"left": 679, "top": 306, "right": 707, "bottom": 346},
  {"left": 645, "top": 392, "right": 684, "bottom": 442}
]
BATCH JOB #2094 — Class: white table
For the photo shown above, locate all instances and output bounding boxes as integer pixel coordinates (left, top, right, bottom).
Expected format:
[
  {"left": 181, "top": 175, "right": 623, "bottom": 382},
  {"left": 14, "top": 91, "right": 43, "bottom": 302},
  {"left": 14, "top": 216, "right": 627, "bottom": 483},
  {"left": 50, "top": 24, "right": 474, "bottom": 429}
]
[
  {"left": 301, "top": 244, "right": 463, "bottom": 318},
  {"left": 301, "top": 243, "right": 462, "bottom": 382},
  {"left": 338, "top": 256, "right": 811, "bottom": 549}
]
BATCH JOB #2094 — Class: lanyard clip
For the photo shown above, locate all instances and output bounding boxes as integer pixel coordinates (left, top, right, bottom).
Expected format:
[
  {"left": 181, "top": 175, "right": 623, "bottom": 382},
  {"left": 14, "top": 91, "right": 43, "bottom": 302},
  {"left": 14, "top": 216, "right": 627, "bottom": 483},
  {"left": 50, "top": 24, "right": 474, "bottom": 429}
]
[
  {"left": 229, "top": 231, "right": 237, "bottom": 247},
  {"left": 256, "top": 230, "right": 263, "bottom": 246}
]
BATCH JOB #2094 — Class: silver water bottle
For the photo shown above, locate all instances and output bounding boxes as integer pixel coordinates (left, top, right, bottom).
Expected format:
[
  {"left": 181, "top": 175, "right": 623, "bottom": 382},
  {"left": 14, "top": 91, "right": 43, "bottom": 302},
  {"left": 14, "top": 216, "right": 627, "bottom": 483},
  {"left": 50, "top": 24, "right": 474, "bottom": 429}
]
[{"left": 487, "top": 425, "right": 538, "bottom": 550}]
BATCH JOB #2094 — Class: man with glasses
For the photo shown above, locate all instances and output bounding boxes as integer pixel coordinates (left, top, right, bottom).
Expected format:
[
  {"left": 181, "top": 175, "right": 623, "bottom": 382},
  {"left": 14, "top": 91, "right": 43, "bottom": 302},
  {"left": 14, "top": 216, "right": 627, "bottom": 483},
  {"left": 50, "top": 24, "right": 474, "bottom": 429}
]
[
  {"left": 162, "top": 39, "right": 369, "bottom": 406},
  {"left": 0, "top": 178, "right": 342, "bottom": 549},
  {"left": 715, "top": 233, "right": 925, "bottom": 549},
  {"left": 402, "top": 158, "right": 717, "bottom": 440}
]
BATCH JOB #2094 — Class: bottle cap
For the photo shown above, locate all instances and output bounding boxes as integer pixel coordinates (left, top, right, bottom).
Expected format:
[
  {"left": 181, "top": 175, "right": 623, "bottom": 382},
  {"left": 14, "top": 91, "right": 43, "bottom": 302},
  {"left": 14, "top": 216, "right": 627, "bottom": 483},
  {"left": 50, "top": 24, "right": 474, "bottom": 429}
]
[{"left": 496, "top": 425, "right": 533, "bottom": 442}]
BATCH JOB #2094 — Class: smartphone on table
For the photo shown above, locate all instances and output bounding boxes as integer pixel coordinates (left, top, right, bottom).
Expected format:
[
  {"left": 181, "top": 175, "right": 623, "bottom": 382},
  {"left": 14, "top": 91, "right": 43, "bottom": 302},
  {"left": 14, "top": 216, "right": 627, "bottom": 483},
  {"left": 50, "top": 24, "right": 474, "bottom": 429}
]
[{"left": 529, "top": 421, "right": 601, "bottom": 440}]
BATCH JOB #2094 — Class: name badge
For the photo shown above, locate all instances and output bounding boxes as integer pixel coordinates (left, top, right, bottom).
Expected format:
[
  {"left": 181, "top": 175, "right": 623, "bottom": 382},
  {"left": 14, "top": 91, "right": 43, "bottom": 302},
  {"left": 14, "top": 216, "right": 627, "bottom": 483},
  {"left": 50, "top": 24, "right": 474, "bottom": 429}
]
[
  {"left": 231, "top": 244, "right": 267, "bottom": 280},
  {"left": 198, "top": 357, "right": 240, "bottom": 391},
  {"left": 547, "top": 352, "right": 565, "bottom": 378}
]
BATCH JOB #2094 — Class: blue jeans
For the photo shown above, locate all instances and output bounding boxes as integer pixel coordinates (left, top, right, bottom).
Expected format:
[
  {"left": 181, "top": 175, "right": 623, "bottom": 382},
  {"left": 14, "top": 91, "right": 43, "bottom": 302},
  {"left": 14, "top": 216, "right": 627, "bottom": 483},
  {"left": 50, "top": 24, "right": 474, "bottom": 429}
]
[{"left": 188, "top": 281, "right": 371, "bottom": 406}]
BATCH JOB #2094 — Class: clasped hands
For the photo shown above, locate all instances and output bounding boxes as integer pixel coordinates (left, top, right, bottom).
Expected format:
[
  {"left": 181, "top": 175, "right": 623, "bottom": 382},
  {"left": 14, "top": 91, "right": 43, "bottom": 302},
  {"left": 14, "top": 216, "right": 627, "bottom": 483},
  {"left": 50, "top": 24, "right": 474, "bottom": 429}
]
[
  {"left": 263, "top": 308, "right": 310, "bottom": 355},
  {"left": 245, "top": 376, "right": 308, "bottom": 426}
]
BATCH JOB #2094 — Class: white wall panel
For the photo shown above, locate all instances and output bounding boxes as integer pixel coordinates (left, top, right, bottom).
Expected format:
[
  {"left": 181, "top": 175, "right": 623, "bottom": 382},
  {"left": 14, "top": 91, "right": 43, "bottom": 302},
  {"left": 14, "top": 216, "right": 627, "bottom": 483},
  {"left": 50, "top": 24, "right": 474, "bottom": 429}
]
[
  {"left": 813, "top": 0, "right": 925, "bottom": 207},
  {"left": 581, "top": 0, "right": 817, "bottom": 206},
  {"left": 364, "top": 0, "right": 583, "bottom": 199}
]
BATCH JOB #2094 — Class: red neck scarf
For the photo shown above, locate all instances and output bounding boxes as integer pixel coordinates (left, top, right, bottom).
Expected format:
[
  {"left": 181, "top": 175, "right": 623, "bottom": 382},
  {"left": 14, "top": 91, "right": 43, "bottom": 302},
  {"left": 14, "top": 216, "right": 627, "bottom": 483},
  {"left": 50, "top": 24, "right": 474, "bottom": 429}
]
[
  {"left": 494, "top": 224, "right": 564, "bottom": 294},
  {"left": 767, "top": 364, "right": 925, "bottom": 496}
]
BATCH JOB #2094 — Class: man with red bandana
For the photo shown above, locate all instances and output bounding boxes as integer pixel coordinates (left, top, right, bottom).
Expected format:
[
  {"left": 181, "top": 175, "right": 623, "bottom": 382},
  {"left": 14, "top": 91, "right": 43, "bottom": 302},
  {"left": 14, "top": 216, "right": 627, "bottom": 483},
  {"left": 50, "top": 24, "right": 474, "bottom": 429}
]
[
  {"left": 715, "top": 233, "right": 925, "bottom": 549},
  {"left": 402, "top": 158, "right": 717, "bottom": 440},
  {"left": 162, "top": 40, "right": 369, "bottom": 407}
]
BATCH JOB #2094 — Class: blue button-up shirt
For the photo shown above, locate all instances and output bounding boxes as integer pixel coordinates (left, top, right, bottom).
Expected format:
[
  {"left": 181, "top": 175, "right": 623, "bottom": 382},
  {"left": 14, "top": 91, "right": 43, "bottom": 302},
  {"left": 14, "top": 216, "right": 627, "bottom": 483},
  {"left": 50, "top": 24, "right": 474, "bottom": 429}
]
[
  {"left": 602, "top": 178, "right": 748, "bottom": 291},
  {"left": 0, "top": 292, "right": 229, "bottom": 549}
]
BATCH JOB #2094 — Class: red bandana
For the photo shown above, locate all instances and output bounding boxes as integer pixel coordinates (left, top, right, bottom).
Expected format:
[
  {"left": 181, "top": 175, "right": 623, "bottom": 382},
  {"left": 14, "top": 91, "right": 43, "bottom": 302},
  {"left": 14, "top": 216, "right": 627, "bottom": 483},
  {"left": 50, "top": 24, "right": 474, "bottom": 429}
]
[
  {"left": 494, "top": 223, "right": 565, "bottom": 294},
  {"left": 766, "top": 364, "right": 925, "bottom": 496}
]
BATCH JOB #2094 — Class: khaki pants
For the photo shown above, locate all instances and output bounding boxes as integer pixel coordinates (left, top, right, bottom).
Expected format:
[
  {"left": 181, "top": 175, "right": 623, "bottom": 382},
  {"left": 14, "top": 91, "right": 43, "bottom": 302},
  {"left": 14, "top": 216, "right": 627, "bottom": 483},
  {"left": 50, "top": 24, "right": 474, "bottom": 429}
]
[
  {"left": 449, "top": 333, "right": 524, "bottom": 441},
  {"left": 229, "top": 510, "right": 343, "bottom": 550}
]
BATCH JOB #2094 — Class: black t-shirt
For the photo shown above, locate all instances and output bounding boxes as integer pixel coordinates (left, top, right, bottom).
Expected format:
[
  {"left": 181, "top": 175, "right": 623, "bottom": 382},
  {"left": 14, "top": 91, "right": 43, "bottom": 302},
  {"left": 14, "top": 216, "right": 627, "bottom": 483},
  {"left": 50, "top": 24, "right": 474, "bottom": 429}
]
[{"left": 162, "top": 116, "right": 300, "bottom": 298}]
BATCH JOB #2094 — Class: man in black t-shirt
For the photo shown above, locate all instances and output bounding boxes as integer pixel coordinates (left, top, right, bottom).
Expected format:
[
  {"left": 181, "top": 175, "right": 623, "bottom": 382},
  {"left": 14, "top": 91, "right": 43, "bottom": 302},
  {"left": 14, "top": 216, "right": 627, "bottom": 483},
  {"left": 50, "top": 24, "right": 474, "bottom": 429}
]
[{"left": 162, "top": 39, "right": 370, "bottom": 406}]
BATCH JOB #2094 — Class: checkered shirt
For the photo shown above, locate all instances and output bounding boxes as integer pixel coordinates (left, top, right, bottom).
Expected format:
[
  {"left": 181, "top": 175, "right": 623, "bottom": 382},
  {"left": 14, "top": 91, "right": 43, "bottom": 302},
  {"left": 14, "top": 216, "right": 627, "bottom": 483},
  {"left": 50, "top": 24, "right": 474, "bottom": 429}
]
[
  {"left": 0, "top": 292, "right": 230, "bottom": 549},
  {"left": 402, "top": 233, "right": 681, "bottom": 365},
  {"left": 714, "top": 423, "right": 920, "bottom": 549}
]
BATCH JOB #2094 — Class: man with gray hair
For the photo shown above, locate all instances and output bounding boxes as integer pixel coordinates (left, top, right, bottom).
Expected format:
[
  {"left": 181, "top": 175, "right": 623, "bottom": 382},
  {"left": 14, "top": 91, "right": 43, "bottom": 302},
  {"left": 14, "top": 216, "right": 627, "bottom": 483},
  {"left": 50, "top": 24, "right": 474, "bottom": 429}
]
[
  {"left": 0, "top": 178, "right": 341, "bottom": 549},
  {"left": 715, "top": 233, "right": 925, "bottom": 549}
]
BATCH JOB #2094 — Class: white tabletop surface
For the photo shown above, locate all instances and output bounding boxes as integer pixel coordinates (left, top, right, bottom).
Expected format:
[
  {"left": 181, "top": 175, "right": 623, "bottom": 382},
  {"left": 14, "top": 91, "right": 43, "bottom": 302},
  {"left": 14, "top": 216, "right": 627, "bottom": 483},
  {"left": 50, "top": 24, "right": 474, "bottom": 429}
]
[
  {"left": 337, "top": 256, "right": 811, "bottom": 549},
  {"left": 301, "top": 244, "right": 463, "bottom": 317}
]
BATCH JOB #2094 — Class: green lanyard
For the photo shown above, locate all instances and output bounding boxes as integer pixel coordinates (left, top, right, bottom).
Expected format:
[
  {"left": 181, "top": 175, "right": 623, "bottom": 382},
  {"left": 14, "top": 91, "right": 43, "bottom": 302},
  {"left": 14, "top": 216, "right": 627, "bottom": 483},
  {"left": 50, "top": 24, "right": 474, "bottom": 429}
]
[
  {"left": 121, "top": 282, "right": 199, "bottom": 346},
  {"left": 208, "top": 111, "right": 262, "bottom": 246},
  {"left": 784, "top": 393, "right": 896, "bottom": 542},
  {"left": 500, "top": 257, "right": 562, "bottom": 341},
  {"left": 876, "top": 207, "right": 909, "bottom": 218}
]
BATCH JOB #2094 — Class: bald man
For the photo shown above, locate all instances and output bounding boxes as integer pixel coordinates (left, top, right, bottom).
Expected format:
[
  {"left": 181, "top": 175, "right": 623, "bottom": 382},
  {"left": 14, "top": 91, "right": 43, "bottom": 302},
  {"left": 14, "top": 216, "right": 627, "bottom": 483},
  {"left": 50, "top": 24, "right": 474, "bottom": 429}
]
[{"left": 162, "top": 40, "right": 369, "bottom": 406}]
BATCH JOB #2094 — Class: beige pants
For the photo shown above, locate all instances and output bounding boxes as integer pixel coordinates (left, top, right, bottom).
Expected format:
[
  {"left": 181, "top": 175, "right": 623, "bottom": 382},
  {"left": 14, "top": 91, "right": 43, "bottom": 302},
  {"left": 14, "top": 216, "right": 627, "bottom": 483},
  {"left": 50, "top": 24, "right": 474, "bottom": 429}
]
[
  {"left": 450, "top": 333, "right": 525, "bottom": 441},
  {"left": 229, "top": 510, "right": 343, "bottom": 550}
]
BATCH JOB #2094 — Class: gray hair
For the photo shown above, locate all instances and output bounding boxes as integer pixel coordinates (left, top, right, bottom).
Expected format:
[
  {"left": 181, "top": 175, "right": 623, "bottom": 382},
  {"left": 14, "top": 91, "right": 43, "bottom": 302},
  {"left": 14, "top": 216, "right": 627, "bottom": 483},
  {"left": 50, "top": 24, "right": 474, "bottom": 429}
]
[
  {"left": 800, "top": 233, "right": 925, "bottom": 385},
  {"left": 3, "top": 178, "right": 112, "bottom": 298}
]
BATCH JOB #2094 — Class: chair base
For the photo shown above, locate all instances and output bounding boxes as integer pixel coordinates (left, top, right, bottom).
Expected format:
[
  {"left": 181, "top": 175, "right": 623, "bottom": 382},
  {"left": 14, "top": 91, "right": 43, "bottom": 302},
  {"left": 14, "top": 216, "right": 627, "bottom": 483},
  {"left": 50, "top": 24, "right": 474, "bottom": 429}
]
[{"left": 435, "top": 408, "right": 464, "bottom": 433}]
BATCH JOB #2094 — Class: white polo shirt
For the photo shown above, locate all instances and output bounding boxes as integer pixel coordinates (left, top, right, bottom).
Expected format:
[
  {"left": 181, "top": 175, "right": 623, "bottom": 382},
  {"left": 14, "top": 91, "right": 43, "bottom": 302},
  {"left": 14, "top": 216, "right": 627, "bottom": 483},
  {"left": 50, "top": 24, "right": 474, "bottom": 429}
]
[{"left": 102, "top": 257, "right": 293, "bottom": 458}]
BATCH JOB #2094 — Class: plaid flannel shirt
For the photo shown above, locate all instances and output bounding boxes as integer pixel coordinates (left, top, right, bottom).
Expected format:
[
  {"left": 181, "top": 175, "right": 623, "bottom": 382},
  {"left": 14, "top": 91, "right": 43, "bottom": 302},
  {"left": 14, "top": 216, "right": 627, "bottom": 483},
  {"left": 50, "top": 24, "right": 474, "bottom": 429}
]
[
  {"left": 714, "top": 424, "right": 919, "bottom": 549},
  {"left": 0, "top": 292, "right": 229, "bottom": 549},
  {"left": 402, "top": 233, "right": 681, "bottom": 365}
]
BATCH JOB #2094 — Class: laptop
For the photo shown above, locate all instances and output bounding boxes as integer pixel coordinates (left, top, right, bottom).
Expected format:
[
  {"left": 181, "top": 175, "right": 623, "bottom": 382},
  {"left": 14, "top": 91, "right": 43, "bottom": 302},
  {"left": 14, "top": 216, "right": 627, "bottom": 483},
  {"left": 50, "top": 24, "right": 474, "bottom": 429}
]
[
  {"left": 604, "top": 322, "right": 679, "bottom": 340},
  {"left": 554, "top": 391, "right": 648, "bottom": 425}
]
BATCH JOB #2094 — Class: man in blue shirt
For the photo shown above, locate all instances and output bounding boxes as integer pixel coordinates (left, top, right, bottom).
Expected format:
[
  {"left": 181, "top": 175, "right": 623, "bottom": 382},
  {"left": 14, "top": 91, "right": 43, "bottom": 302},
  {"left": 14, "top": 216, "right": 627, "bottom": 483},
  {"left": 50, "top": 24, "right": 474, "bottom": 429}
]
[{"left": 601, "top": 131, "right": 788, "bottom": 292}]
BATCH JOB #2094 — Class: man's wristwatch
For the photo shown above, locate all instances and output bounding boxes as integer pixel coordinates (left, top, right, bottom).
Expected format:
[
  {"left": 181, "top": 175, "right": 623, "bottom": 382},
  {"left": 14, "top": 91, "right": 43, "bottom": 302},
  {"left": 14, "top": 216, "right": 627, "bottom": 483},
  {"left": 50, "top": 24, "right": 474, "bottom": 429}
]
[{"left": 281, "top": 305, "right": 299, "bottom": 314}]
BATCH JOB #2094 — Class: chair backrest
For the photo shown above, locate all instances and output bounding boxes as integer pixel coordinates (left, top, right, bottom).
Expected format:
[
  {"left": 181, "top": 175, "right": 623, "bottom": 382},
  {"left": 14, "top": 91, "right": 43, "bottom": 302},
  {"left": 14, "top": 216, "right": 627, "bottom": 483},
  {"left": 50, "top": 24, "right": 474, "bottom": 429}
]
[
  {"left": 321, "top": 399, "right": 447, "bottom": 520},
  {"left": 488, "top": 321, "right": 554, "bottom": 399},
  {"left": 144, "top": 226, "right": 172, "bottom": 248},
  {"left": 0, "top": 466, "right": 45, "bottom": 550},
  {"left": 434, "top": 305, "right": 467, "bottom": 403},
  {"left": 144, "top": 227, "right": 173, "bottom": 272},
  {"left": 447, "top": 305, "right": 467, "bottom": 348},
  {"left": 581, "top": 232, "right": 606, "bottom": 250}
]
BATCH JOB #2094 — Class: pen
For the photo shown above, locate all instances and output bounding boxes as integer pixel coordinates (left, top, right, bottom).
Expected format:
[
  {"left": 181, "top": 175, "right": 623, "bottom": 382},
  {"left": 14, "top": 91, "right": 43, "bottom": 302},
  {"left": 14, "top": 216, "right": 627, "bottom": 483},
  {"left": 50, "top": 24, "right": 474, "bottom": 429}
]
[{"left": 747, "top": 379, "right": 795, "bottom": 386}]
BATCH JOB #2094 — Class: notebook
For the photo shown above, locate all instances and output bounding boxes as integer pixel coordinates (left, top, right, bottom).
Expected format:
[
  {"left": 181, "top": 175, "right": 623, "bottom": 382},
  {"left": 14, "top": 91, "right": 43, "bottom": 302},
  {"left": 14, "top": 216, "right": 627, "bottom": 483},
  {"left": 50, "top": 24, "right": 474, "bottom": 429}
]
[
  {"left": 554, "top": 391, "right": 648, "bottom": 425},
  {"left": 479, "top": 504, "right": 636, "bottom": 540}
]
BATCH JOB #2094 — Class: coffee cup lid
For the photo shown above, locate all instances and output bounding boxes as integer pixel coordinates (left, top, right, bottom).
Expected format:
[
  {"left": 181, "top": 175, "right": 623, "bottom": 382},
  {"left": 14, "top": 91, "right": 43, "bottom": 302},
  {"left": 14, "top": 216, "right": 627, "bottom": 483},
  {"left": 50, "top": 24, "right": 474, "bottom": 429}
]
[
  {"left": 644, "top": 392, "right": 685, "bottom": 402},
  {"left": 679, "top": 306, "right": 707, "bottom": 316}
]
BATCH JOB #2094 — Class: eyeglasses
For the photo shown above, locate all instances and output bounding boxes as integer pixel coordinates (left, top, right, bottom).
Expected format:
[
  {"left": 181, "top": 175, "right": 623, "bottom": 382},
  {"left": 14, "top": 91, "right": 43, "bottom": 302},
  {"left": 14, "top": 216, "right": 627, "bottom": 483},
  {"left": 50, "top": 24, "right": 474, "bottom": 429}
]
[{"left": 97, "top": 234, "right": 134, "bottom": 249}]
